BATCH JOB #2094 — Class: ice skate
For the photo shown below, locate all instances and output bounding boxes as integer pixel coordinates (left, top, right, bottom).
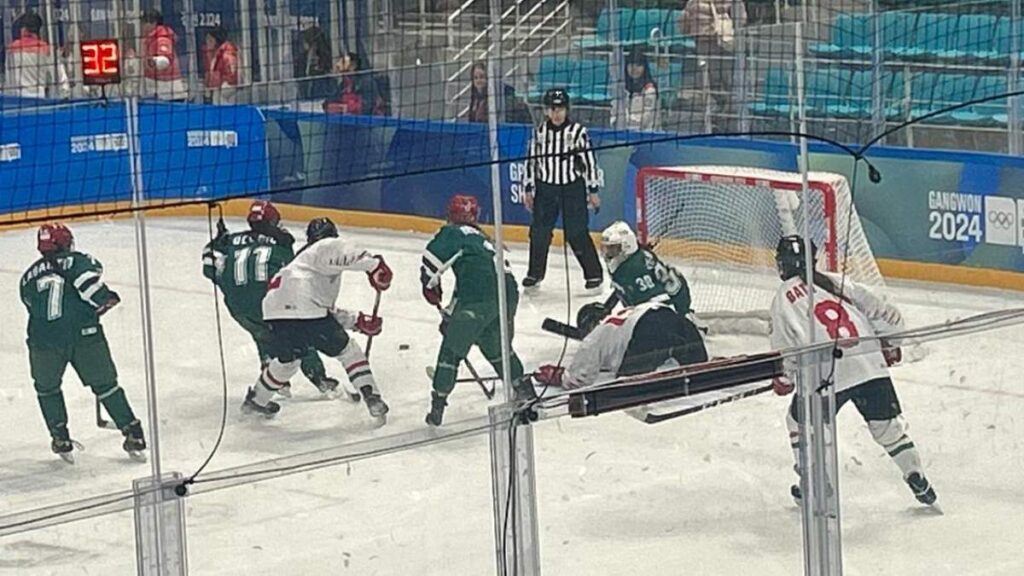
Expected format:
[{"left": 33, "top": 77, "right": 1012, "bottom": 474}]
[
  {"left": 360, "top": 385, "right": 389, "bottom": 425},
  {"left": 311, "top": 376, "right": 342, "bottom": 399},
  {"left": 241, "top": 387, "right": 281, "bottom": 418},
  {"left": 425, "top": 392, "right": 447, "bottom": 427},
  {"left": 276, "top": 382, "right": 293, "bottom": 399},
  {"left": 906, "top": 472, "right": 939, "bottom": 508},
  {"left": 584, "top": 277, "right": 602, "bottom": 291},
  {"left": 121, "top": 420, "right": 148, "bottom": 462},
  {"left": 51, "top": 437, "right": 82, "bottom": 464},
  {"left": 521, "top": 276, "right": 542, "bottom": 290}
]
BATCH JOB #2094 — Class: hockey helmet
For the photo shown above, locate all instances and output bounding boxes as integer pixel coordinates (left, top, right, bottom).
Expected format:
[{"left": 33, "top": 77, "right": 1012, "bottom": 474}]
[
  {"left": 447, "top": 194, "right": 480, "bottom": 225},
  {"left": 543, "top": 88, "right": 570, "bottom": 109},
  {"left": 247, "top": 200, "right": 281, "bottom": 229},
  {"left": 576, "top": 302, "right": 608, "bottom": 338},
  {"left": 775, "top": 235, "right": 817, "bottom": 281},
  {"left": 37, "top": 223, "right": 74, "bottom": 255},
  {"left": 306, "top": 217, "right": 339, "bottom": 244},
  {"left": 600, "top": 221, "right": 639, "bottom": 271}
]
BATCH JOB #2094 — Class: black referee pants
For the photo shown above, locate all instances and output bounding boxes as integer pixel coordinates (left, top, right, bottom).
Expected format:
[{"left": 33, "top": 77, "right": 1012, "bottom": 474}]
[{"left": 527, "top": 179, "right": 602, "bottom": 281}]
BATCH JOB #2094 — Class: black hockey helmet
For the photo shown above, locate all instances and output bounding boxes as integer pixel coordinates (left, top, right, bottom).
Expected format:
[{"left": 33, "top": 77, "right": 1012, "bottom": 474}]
[
  {"left": 576, "top": 302, "right": 607, "bottom": 338},
  {"left": 543, "top": 88, "right": 570, "bottom": 109},
  {"left": 775, "top": 235, "right": 817, "bottom": 281},
  {"left": 306, "top": 217, "right": 339, "bottom": 244}
]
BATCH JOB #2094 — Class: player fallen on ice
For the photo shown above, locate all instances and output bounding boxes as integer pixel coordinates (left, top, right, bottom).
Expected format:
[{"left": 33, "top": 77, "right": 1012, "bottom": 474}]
[
  {"left": 421, "top": 194, "right": 527, "bottom": 426},
  {"left": 533, "top": 301, "right": 708, "bottom": 394},
  {"left": 597, "top": 220, "right": 693, "bottom": 318},
  {"left": 202, "top": 200, "right": 343, "bottom": 399},
  {"left": 19, "top": 224, "right": 146, "bottom": 463},
  {"left": 244, "top": 217, "right": 392, "bottom": 422},
  {"left": 769, "top": 235, "right": 937, "bottom": 507}
]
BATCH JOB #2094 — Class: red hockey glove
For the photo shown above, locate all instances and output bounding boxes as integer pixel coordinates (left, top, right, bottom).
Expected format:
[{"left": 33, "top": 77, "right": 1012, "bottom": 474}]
[
  {"left": 355, "top": 313, "right": 382, "bottom": 337},
  {"left": 534, "top": 364, "right": 565, "bottom": 387},
  {"left": 773, "top": 376, "right": 795, "bottom": 396},
  {"left": 881, "top": 340, "right": 902, "bottom": 367},
  {"left": 367, "top": 256, "right": 393, "bottom": 292},
  {"left": 96, "top": 291, "right": 121, "bottom": 316},
  {"left": 423, "top": 284, "right": 442, "bottom": 306}
]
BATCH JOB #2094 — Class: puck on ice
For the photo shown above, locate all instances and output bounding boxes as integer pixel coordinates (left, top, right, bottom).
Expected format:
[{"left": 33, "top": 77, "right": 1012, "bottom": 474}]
[{"left": 399, "top": 344, "right": 410, "bottom": 350}]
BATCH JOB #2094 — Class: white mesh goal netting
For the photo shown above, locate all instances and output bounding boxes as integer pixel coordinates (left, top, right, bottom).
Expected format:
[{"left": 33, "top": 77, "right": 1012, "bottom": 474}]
[{"left": 637, "top": 165, "right": 884, "bottom": 316}]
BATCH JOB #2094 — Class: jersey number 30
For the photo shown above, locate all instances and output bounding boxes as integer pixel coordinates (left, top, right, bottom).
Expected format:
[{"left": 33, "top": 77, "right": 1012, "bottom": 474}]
[{"left": 813, "top": 300, "right": 859, "bottom": 341}]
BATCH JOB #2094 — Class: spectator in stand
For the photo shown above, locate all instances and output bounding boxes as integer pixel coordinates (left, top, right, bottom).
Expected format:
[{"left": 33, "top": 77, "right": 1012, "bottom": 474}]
[
  {"left": 297, "top": 26, "right": 334, "bottom": 101},
  {"left": 141, "top": 9, "right": 187, "bottom": 101},
  {"left": 4, "top": 12, "right": 69, "bottom": 99},
  {"left": 203, "top": 26, "right": 240, "bottom": 104},
  {"left": 323, "top": 52, "right": 380, "bottom": 116},
  {"left": 612, "top": 49, "right": 659, "bottom": 131},
  {"left": 466, "top": 61, "right": 532, "bottom": 125},
  {"left": 678, "top": 0, "right": 745, "bottom": 130}
]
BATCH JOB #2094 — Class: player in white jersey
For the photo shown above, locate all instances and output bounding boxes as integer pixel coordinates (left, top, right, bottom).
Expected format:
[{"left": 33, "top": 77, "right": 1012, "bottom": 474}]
[
  {"left": 769, "top": 235, "right": 936, "bottom": 506},
  {"left": 243, "top": 218, "right": 393, "bottom": 423},
  {"left": 533, "top": 301, "right": 708, "bottom": 390}
]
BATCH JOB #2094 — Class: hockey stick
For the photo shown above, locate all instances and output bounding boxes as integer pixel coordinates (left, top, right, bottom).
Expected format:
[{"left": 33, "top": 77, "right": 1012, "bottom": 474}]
[
  {"left": 541, "top": 317, "right": 584, "bottom": 340},
  {"left": 425, "top": 365, "right": 499, "bottom": 397},
  {"left": 642, "top": 382, "right": 774, "bottom": 424}
]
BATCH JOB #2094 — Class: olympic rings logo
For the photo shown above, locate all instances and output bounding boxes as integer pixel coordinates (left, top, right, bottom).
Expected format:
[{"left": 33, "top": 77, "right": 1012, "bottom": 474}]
[{"left": 988, "top": 211, "right": 1015, "bottom": 229}]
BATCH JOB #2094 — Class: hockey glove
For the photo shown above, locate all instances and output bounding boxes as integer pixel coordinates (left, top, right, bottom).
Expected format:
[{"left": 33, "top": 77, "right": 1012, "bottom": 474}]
[
  {"left": 423, "top": 284, "right": 443, "bottom": 307},
  {"left": 355, "top": 313, "right": 383, "bottom": 337},
  {"left": 881, "top": 340, "right": 902, "bottom": 367},
  {"left": 772, "top": 376, "right": 795, "bottom": 396},
  {"left": 367, "top": 256, "right": 393, "bottom": 292},
  {"left": 97, "top": 291, "right": 121, "bottom": 316},
  {"left": 534, "top": 364, "right": 565, "bottom": 387}
]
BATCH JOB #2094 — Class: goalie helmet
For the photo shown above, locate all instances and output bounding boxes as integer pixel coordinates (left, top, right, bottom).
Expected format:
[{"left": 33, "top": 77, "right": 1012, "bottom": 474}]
[
  {"left": 600, "top": 221, "right": 639, "bottom": 272},
  {"left": 247, "top": 200, "right": 281, "bottom": 230},
  {"left": 38, "top": 223, "right": 74, "bottom": 255},
  {"left": 775, "top": 235, "right": 817, "bottom": 281},
  {"left": 447, "top": 194, "right": 480, "bottom": 225},
  {"left": 306, "top": 217, "right": 339, "bottom": 244},
  {"left": 576, "top": 302, "right": 607, "bottom": 338}
]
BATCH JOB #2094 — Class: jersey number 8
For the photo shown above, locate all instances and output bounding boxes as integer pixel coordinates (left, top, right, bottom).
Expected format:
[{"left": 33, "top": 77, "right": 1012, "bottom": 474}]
[{"left": 813, "top": 300, "right": 859, "bottom": 342}]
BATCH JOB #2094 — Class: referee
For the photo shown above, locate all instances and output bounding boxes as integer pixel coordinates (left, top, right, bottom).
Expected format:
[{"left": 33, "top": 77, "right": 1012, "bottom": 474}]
[{"left": 523, "top": 88, "right": 603, "bottom": 290}]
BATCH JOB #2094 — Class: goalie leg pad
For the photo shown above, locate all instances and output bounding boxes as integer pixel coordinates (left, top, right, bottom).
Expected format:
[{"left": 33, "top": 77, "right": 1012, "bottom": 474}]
[
  {"left": 337, "top": 340, "right": 378, "bottom": 394},
  {"left": 867, "top": 418, "right": 923, "bottom": 478}
]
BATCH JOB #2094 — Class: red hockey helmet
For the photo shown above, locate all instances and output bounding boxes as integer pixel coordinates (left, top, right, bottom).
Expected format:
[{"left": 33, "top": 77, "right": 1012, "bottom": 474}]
[
  {"left": 447, "top": 194, "right": 480, "bottom": 225},
  {"left": 247, "top": 200, "right": 281, "bottom": 228},
  {"left": 38, "top": 223, "right": 74, "bottom": 254}
]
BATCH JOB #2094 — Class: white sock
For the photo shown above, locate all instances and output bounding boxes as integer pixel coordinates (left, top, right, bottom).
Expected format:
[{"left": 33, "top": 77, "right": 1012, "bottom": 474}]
[
  {"left": 336, "top": 340, "right": 378, "bottom": 394},
  {"left": 868, "top": 418, "right": 923, "bottom": 479},
  {"left": 253, "top": 359, "right": 299, "bottom": 406}
]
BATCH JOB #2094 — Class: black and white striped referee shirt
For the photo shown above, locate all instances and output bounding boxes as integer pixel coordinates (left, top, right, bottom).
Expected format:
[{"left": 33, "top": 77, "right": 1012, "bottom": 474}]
[{"left": 525, "top": 120, "right": 602, "bottom": 190}]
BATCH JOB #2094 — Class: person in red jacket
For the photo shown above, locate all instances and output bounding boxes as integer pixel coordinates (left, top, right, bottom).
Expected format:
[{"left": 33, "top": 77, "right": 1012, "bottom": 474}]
[
  {"left": 141, "top": 9, "right": 187, "bottom": 101},
  {"left": 202, "top": 26, "right": 239, "bottom": 104},
  {"left": 4, "top": 12, "right": 69, "bottom": 98}
]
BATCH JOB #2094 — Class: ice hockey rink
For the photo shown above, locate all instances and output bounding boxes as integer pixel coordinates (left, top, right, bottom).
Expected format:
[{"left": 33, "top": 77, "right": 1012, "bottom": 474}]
[{"left": 1, "top": 217, "right": 1023, "bottom": 575}]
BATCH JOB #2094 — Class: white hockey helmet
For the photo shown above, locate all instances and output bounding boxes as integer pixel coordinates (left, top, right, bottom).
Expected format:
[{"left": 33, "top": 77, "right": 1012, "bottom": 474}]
[{"left": 600, "top": 221, "right": 638, "bottom": 271}]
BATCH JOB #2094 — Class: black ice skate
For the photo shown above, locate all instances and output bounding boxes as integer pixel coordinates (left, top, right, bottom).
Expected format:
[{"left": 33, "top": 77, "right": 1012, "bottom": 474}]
[
  {"left": 360, "top": 385, "right": 389, "bottom": 424},
  {"left": 584, "top": 277, "right": 602, "bottom": 290},
  {"left": 50, "top": 425, "right": 82, "bottom": 464},
  {"left": 311, "top": 376, "right": 341, "bottom": 398},
  {"left": 521, "top": 276, "right": 542, "bottom": 289},
  {"left": 906, "top": 472, "right": 938, "bottom": 507},
  {"left": 121, "top": 420, "right": 148, "bottom": 462},
  {"left": 241, "top": 387, "right": 281, "bottom": 418},
  {"left": 425, "top": 392, "right": 448, "bottom": 427}
]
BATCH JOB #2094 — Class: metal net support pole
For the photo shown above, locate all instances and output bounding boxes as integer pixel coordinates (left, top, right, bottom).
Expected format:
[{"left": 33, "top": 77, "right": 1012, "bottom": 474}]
[
  {"left": 134, "top": 472, "right": 188, "bottom": 576},
  {"left": 489, "top": 405, "right": 542, "bottom": 576}
]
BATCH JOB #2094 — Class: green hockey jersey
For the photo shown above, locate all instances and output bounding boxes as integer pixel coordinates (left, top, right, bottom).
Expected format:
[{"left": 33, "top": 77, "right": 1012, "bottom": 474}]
[
  {"left": 421, "top": 224, "right": 516, "bottom": 305},
  {"left": 202, "top": 230, "right": 295, "bottom": 316},
  {"left": 609, "top": 248, "right": 692, "bottom": 314},
  {"left": 20, "top": 251, "right": 113, "bottom": 346}
]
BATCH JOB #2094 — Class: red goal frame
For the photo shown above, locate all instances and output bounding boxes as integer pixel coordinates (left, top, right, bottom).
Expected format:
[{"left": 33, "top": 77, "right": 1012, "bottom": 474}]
[{"left": 635, "top": 166, "right": 840, "bottom": 272}]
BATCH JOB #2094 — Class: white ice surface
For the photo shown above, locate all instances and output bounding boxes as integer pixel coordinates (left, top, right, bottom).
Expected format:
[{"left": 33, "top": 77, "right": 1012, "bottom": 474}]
[{"left": 1, "top": 218, "right": 1023, "bottom": 575}]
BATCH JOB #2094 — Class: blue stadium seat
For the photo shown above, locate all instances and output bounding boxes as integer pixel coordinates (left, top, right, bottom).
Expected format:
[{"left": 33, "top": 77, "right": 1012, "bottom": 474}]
[
  {"left": 881, "top": 12, "right": 918, "bottom": 58},
  {"left": 913, "top": 73, "right": 977, "bottom": 123},
  {"left": 749, "top": 67, "right": 791, "bottom": 116},
  {"left": 575, "top": 8, "right": 694, "bottom": 51},
  {"left": 529, "top": 56, "right": 579, "bottom": 102},
  {"left": 902, "top": 13, "right": 959, "bottom": 61},
  {"left": 576, "top": 58, "right": 612, "bottom": 104},
  {"left": 952, "top": 75, "right": 1008, "bottom": 127},
  {"left": 985, "top": 17, "right": 1013, "bottom": 63},
  {"left": 936, "top": 14, "right": 997, "bottom": 61},
  {"left": 805, "top": 68, "right": 851, "bottom": 116},
  {"left": 808, "top": 14, "right": 870, "bottom": 58}
]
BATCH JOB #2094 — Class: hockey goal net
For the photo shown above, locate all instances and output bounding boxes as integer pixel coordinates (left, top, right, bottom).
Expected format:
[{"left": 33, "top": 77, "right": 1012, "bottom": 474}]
[{"left": 636, "top": 165, "right": 884, "bottom": 317}]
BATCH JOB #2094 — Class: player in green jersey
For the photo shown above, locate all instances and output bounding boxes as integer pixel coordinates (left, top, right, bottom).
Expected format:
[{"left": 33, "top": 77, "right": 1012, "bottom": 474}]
[
  {"left": 600, "top": 221, "right": 692, "bottom": 315},
  {"left": 420, "top": 195, "right": 526, "bottom": 426},
  {"left": 20, "top": 223, "right": 146, "bottom": 463},
  {"left": 202, "top": 200, "right": 344, "bottom": 399}
]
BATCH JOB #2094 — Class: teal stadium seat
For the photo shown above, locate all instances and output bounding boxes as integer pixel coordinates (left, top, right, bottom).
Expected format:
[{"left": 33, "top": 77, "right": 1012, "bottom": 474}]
[
  {"left": 911, "top": 73, "right": 977, "bottom": 124},
  {"left": 575, "top": 8, "right": 694, "bottom": 51},
  {"left": 809, "top": 13, "right": 870, "bottom": 58},
  {"left": 650, "top": 59, "right": 684, "bottom": 108},
  {"left": 985, "top": 18, "right": 1012, "bottom": 63},
  {"left": 902, "top": 13, "right": 958, "bottom": 61},
  {"left": 881, "top": 12, "right": 918, "bottom": 59},
  {"left": 576, "top": 58, "right": 612, "bottom": 104},
  {"left": 805, "top": 68, "right": 851, "bottom": 116},
  {"left": 750, "top": 67, "right": 791, "bottom": 115},
  {"left": 529, "top": 56, "right": 579, "bottom": 102},
  {"left": 936, "top": 15, "right": 997, "bottom": 61},
  {"left": 952, "top": 75, "right": 1008, "bottom": 127}
]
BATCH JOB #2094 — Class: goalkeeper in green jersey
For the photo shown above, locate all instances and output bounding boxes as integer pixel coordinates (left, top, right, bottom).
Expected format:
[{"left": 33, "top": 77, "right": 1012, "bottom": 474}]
[
  {"left": 202, "top": 200, "right": 342, "bottom": 398},
  {"left": 19, "top": 223, "right": 146, "bottom": 463},
  {"left": 420, "top": 195, "right": 526, "bottom": 426},
  {"left": 599, "top": 221, "right": 692, "bottom": 316}
]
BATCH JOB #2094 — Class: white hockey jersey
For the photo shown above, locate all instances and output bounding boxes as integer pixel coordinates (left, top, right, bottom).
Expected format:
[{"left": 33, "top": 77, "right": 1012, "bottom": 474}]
[
  {"left": 768, "top": 273, "right": 904, "bottom": 393},
  {"left": 564, "top": 302, "right": 673, "bottom": 389},
  {"left": 263, "top": 237, "right": 379, "bottom": 321}
]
